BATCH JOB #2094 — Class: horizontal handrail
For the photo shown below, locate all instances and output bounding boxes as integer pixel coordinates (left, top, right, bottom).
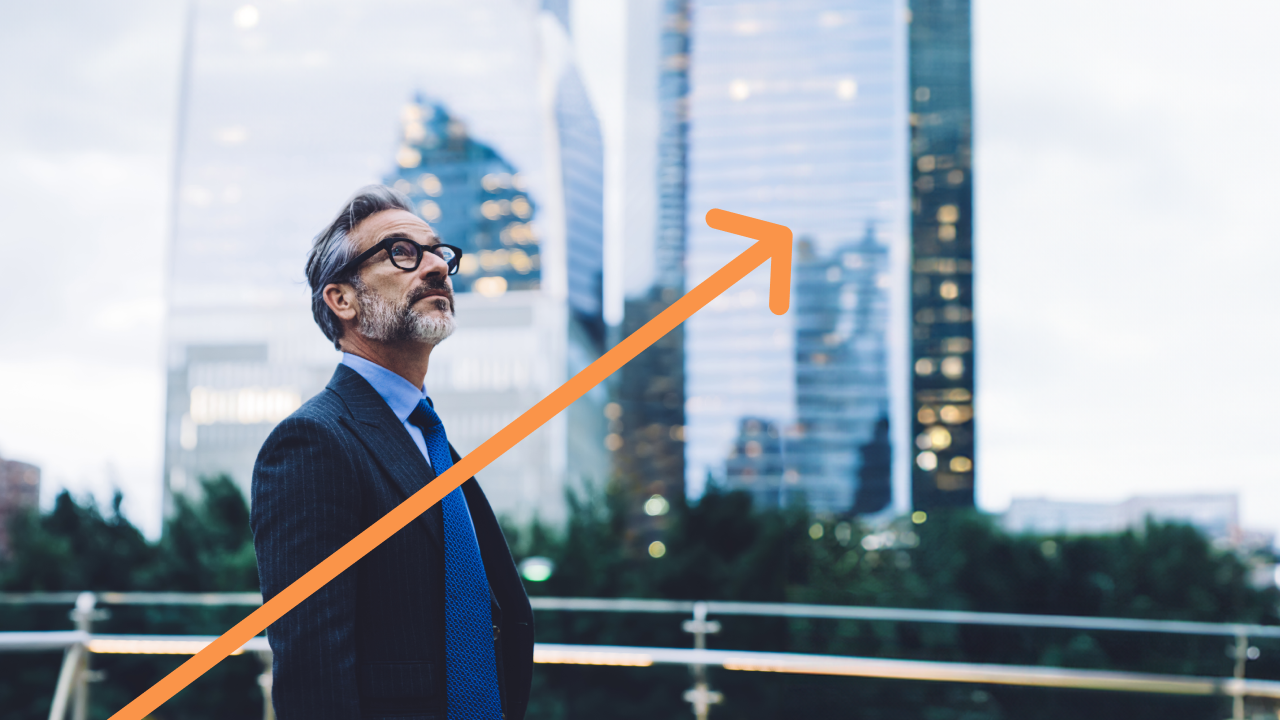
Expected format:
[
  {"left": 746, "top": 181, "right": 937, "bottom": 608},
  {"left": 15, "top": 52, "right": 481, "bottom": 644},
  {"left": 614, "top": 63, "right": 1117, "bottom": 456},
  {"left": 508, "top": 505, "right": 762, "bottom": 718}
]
[
  {"left": 535, "top": 644, "right": 1280, "bottom": 698},
  {"left": 529, "top": 597, "right": 1280, "bottom": 639},
  {"left": 1, "top": 631, "right": 1276, "bottom": 699},
  {"left": 4, "top": 592, "right": 1277, "bottom": 639}
]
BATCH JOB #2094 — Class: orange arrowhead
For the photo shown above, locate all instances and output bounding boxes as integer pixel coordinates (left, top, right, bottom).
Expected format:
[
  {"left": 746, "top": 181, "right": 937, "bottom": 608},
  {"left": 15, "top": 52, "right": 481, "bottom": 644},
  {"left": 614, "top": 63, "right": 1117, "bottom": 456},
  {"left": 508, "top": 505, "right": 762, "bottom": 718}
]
[{"left": 705, "top": 208, "right": 793, "bottom": 315}]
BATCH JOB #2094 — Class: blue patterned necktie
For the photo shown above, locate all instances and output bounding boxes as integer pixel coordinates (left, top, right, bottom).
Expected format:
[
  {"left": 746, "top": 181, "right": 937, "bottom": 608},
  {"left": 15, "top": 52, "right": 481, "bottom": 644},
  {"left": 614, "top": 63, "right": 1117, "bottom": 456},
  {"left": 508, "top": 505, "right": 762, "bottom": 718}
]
[{"left": 408, "top": 399, "right": 503, "bottom": 720}]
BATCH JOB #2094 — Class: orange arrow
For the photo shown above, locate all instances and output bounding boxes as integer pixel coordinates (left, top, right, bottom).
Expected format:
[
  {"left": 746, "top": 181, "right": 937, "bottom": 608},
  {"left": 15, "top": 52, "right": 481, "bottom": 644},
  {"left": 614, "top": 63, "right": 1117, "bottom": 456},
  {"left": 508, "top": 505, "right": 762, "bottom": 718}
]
[{"left": 109, "top": 208, "right": 792, "bottom": 720}]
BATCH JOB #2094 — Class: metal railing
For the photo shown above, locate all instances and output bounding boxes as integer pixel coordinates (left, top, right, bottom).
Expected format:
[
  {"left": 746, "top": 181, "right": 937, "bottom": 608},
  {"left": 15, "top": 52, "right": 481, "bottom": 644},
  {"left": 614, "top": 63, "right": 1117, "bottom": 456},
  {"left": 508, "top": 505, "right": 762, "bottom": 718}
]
[{"left": 2, "top": 592, "right": 1278, "bottom": 720}]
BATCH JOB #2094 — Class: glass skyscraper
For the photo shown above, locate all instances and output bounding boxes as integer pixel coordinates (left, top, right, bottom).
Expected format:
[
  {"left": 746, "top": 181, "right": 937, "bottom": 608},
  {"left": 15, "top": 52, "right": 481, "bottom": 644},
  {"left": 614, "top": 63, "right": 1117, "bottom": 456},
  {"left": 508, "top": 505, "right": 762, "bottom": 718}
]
[
  {"left": 612, "top": 0, "right": 691, "bottom": 551},
  {"left": 163, "top": 0, "right": 606, "bottom": 527},
  {"left": 684, "top": 0, "right": 911, "bottom": 515},
  {"left": 908, "top": 0, "right": 975, "bottom": 510}
]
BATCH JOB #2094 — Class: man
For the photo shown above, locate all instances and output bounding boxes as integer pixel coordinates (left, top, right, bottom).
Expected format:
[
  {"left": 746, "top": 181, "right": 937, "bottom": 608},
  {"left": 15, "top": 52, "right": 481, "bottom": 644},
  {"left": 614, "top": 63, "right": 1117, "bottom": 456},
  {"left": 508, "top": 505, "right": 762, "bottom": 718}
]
[{"left": 252, "top": 185, "right": 533, "bottom": 720}]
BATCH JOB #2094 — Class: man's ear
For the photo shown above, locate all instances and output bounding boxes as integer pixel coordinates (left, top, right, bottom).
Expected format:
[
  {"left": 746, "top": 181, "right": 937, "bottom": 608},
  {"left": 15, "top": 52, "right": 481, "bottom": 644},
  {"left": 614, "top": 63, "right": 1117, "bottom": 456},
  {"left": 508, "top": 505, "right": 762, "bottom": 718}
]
[{"left": 323, "top": 282, "right": 359, "bottom": 322}]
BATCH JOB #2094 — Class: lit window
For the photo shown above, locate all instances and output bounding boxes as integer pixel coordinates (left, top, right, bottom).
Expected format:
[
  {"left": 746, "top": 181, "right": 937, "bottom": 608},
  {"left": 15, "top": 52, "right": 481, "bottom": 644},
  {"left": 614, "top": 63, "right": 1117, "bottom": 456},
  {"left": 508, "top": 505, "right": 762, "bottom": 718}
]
[
  {"left": 784, "top": 468, "right": 800, "bottom": 484},
  {"left": 509, "top": 249, "right": 533, "bottom": 274},
  {"left": 823, "top": 332, "right": 841, "bottom": 346},
  {"left": 669, "top": 425, "right": 685, "bottom": 442},
  {"left": 942, "top": 337, "right": 971, "bottom": 353},
  {"left": 916, "top": 451, "right": 937, "bottom": 471},
  {"left": 745, "top": 440, "right": 762, "bottom": 458},
  {"left": 811, "top": 353, "right": 828, "bottom": 365},
  {"left": 401, "top": 104, "right": 423, "bottom": 124},
  {"left": 836, "top": 78, "right": 857, "bottom": 101},
  {"left": 927, "top": 426, "right": 952, "bottom": 450},
  {"left": 938, "top": 224, "right": 956, "bottom": 241},
  {"left": 473, "top": 276, "right": 508, "bottom": 298},
  {"left": 604, "top": 402, "right": 622, "bottom": 420},
  {"left": 418, "top": 201, "right": 441, "bottom": 222},
  {"left": 481, "top": 200, "right": 503, "bottom": 220},
  {"left": 214, "top": 126, "right": 248, "bottom": 146},
  {"left": 917, "top": 406, "right": 937, "bottom": 424},
  {"left": 511, "top": 196, "right": 532, "bottom": 219},
  {"left": 915, "top": 358, "right": 934, "bottom": 375},
  {"left": 404, "top": 121, "right": 426, "bottom": 142},
  {"left": 941, "top": 356, "right": 964, "bottom": 379},
  {"left": 393, "top": 179, "right": 413, "bottom": 195},
  {"left": 936, "top": 205, "right": 959, "bottom": 223},
  {"left": 914, "top": 87, "right": 931, "bottom": 102},
  {"left": 396, "top": 146, "right": 421, "bottom": 169},
  {"left": 939, "top": 281, "right": 959, "bottom": 300},
  {"left": 950, "top": 456, "right": 973, "bottom": 472},
  {"left": 911, "top": 511, "right": 927, "bottom": 524},
  {"left": 648, "top": 541, "right": 666, "bottom": 558},
  {"left": 917, "top": 155, "right": 936, "bottom": 172},
  {"left": 939, "top": 405, "right": 972, "bottom": 424},
  {"left": 604, "top": 433, "right": 623, "bottom": 451},
  {"left": 479, "top": 249, "right": 510, "bottom": 270},
  {"left": 729, "top": 79, "right": 751, "bottom": 101},
  {"left": 458, "top": 255, "right": 479, "bottom": 275},
  {"left": 233, "top": 5, "right": 259, "bottom": 29},
  {"left": 419, "top": 173, "right": 442, "bottom": 196},
  {"left": 809, "top": 523, "right": 824, "bottom": 540},
  {"left": 948, "top": 169, "right": 964, "bottom": 185}
]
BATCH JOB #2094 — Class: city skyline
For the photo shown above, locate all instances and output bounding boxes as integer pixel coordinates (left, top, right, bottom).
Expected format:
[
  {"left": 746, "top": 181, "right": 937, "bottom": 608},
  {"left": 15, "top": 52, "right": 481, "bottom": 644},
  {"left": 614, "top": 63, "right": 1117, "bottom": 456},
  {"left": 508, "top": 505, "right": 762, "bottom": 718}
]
[{"left": 2, "top": 0, "right": 1278, "bottom": 540}]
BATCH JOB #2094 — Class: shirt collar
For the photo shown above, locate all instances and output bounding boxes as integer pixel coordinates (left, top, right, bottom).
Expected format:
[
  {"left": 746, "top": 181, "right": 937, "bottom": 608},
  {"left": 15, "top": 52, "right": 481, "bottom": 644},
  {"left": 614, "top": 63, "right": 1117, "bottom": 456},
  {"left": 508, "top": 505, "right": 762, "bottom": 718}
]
[{"left": 341, "top": 352, "right": 428, "bottom": 423}]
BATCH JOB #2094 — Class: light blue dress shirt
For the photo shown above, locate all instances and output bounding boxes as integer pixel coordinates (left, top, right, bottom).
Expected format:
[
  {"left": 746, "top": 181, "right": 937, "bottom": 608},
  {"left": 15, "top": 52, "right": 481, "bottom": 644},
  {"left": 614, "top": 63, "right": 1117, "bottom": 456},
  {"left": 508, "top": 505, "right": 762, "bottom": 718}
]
[{"left": 342, "top": 352, "right": 434, "bottom": 471}]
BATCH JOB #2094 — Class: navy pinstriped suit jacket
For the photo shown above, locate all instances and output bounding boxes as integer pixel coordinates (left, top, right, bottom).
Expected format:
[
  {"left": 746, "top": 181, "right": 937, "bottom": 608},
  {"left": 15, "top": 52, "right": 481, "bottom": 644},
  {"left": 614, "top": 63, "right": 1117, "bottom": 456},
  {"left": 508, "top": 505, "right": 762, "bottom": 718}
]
[{"left": 251, "top": 364, "right": 534, "bottom": 720}]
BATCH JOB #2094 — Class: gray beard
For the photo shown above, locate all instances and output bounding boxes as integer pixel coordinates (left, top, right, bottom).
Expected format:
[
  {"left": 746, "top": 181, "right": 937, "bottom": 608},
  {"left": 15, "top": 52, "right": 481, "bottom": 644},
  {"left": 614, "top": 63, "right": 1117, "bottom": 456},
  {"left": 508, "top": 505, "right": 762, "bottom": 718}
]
[{"left": 354, "top": 279, "right": 455, "bottom": 346}]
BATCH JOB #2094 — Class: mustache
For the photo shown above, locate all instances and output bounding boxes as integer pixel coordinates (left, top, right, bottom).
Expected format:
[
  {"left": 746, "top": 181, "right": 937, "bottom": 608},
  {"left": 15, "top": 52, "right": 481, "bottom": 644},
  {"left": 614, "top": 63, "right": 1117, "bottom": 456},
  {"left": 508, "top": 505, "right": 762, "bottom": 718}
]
[{"left": 407, "top": 277, "right": 454, "bottom": 310}]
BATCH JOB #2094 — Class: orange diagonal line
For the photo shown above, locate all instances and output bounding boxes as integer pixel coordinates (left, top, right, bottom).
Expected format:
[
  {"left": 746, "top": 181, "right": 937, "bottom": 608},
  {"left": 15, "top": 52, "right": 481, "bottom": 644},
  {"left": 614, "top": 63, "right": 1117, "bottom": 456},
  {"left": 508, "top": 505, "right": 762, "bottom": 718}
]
[{"left": 109, "top": 209, "right": 792, "bottom": 720}]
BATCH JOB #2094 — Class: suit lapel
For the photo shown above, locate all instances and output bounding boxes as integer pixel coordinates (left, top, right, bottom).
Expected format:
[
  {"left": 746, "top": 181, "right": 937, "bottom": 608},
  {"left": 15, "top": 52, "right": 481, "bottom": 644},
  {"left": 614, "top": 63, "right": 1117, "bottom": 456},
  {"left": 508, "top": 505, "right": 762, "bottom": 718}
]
[{"left": 327, "top": 364, "right": 444, "bottom": 549}]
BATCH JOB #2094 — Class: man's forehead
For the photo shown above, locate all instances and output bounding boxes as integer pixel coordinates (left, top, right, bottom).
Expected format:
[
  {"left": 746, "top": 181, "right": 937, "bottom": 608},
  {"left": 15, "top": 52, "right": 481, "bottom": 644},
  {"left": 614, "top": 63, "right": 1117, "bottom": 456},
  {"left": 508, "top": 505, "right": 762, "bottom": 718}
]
[{"left": 352, "top": 209, "right": 438, "bottom": 249}]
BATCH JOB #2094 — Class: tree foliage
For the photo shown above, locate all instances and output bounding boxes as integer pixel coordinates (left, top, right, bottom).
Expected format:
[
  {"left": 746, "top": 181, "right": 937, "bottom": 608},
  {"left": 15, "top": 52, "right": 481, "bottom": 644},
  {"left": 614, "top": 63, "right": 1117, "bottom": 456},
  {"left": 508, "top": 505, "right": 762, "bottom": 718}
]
[{"left": 2, "top": 476, "right": 1277, "bottom": 720}]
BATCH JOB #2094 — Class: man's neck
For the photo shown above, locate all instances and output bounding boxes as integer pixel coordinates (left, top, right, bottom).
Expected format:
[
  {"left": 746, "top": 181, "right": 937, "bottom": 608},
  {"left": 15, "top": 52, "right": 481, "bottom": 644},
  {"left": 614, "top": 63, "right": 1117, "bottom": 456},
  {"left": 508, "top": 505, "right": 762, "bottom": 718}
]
[{"left": 340, "top": 336, "right": 432, "bottom": 388}]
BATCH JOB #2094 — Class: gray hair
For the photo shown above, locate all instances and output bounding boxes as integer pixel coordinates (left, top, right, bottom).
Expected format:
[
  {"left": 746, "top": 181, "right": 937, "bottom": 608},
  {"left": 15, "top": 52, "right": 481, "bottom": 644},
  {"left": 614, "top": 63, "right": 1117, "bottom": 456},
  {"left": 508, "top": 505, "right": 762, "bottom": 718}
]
[{"left": 306, "top": 185, "right": 417, "bottom": 349}]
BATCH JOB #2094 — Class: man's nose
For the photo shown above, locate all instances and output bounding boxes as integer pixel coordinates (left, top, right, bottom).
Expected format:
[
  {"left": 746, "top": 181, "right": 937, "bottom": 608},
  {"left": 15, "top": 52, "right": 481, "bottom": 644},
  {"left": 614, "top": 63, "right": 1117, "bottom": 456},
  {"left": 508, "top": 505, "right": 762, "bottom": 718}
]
[{"left": 417, "top": 248, "right": 450, "bottom": 279}]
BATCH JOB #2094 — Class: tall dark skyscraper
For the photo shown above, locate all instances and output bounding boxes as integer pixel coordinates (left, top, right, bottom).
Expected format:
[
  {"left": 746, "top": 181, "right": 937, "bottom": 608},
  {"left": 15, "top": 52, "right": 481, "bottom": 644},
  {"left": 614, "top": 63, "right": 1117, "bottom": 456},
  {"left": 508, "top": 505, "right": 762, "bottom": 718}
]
[
  {"left": 611, "top": 0, "right": 691, "bottom": 551},
  {"left": 908, "top": 0, "right": 976, "bottom": 510}
]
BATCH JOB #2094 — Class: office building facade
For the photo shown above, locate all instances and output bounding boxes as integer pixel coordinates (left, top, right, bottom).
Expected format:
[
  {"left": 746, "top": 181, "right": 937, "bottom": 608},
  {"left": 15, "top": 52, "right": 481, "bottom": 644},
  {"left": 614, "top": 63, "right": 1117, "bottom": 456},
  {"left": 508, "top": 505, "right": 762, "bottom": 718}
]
[
  {"left": 611, "top": 0, "right": 691, "bottom": 549},
  {"left": 684, "top": 0, "right": 911, "bottom": 516},
  {"left": 162, "top": 0, "right": 606, "bottom": 527},
  {"left": 908, "top": 0, "right": 976, "bottom": 510}
]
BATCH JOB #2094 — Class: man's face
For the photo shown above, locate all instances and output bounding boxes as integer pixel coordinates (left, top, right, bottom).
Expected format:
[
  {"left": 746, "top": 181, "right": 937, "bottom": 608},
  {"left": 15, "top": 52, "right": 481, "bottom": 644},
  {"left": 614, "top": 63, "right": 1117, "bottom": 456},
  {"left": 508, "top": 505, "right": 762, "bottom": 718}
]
[{"left": 347, "top": 208, "right": 456, "bottom": 345}]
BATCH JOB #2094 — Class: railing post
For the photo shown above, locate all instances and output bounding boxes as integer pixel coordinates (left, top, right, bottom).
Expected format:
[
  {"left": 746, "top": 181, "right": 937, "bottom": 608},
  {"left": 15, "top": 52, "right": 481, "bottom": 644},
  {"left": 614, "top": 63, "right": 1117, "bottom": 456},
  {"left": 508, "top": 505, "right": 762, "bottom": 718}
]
[
  {"left": 1231, "top": 632, "right": 1249, "bottom": 720},
  {"left": 256, "top": 649, "right": 274, "bottom": 720},
  {"left": 681, "top": 601, "right": 723, "bottom": 719}
]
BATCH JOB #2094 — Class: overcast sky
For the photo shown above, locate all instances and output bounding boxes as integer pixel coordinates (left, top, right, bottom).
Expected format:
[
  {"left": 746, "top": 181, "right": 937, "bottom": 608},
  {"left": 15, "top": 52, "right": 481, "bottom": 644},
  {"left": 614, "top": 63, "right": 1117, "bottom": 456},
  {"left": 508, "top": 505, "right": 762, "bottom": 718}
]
[{"left": 1, "top": 0, "right": 1277, "bottom": 538}]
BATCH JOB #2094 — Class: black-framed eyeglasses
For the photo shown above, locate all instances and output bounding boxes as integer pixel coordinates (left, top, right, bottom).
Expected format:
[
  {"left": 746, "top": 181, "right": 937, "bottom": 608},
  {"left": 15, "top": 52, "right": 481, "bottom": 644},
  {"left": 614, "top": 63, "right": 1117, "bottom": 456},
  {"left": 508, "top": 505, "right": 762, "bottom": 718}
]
[{"left": 339, "top": 236, "right": 463, "bottom": 277}]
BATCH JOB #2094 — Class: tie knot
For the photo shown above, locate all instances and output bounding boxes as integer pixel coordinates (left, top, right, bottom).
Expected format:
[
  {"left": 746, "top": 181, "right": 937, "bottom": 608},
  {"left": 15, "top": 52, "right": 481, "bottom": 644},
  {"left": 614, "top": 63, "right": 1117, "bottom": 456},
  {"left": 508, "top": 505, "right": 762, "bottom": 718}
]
[{"left": 408, "top": 398, "right": 442, "bottom": 431}]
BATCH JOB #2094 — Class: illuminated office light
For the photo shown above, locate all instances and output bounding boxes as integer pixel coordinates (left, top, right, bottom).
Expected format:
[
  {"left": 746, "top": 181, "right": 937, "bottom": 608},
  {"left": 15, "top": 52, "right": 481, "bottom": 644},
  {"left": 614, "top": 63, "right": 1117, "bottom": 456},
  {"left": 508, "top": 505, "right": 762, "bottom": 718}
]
[
  {"left": 916, "top": 451, "right": 937, "bottom": 471},
  {"left": 232, "top": 5, "right": 259, "bottom": 29},
  {"left": 397, "top": 146, "right": 422, "bottom": 169},
  {"left": 940, "top": 356, "right": 964, "bottom": 379},
  {"left": 648, "top": 541, "right": 667, "bottom": 558}
]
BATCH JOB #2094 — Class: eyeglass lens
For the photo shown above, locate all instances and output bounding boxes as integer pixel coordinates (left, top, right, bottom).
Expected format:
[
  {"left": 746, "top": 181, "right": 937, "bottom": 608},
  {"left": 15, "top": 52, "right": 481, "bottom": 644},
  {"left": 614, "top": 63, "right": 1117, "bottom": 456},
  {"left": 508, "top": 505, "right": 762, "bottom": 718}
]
[{"left": 388, "top": 240, "right": 458, "bottom": 270}]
